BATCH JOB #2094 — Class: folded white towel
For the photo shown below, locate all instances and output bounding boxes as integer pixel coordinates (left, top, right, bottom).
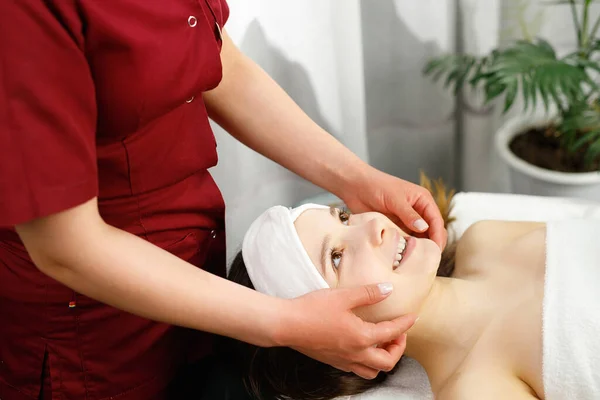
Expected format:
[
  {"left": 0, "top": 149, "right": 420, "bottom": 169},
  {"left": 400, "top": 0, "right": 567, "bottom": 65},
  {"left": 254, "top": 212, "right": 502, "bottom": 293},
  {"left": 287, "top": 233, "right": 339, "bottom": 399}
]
[
  {"left": 450, "top": 192, "right": 600, "bottom": 239},
  {"left": 543, "top": 220, "right": 600, "bottom": 399}
]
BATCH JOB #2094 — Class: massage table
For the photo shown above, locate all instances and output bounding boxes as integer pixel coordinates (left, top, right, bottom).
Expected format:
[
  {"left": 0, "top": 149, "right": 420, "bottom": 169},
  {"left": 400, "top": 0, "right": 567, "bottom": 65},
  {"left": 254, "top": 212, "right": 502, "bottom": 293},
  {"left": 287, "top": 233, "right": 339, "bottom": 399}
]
[{"left": 342, "top": 191, "right": 600, "bottom": 400}]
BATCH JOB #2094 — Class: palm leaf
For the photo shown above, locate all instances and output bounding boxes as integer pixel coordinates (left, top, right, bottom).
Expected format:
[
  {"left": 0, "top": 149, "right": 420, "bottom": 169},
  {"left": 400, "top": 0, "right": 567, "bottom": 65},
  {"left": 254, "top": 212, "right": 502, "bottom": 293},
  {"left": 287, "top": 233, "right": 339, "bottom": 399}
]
[
  {"left": 572, "top": 56, "right": 600, "bottom": 74},
  {"left": 482, "top": 40, "right": 596, "bottom": 112},
  {"left": 573, "top": 130, "right": 600, "bottom": 151},
  {"left": 536, "top": 38, "right": 557, "bottom": 57},
  {"left": 586, "top": 39, "right": 600, "bottom": 56},
  {"left": 425, "top": 40, "right": 598, "bottom": 114},
  {"left": 423, "top": 54, "right": 485, "bottom": 95},
  {"left": 504, "top": 79, "right": 519, "bottom": 113},
  {"left": 538, "top": 75, "right": 551, "bottom": 111},
  {"left": 584, "top": 139, "right": 600, "bottom": 165},
  {"left": 521, "top": 75, "right": 534, "bottom": 111},
  {"left": 558, "top": 103, "right": 600, "bottom": 166}
]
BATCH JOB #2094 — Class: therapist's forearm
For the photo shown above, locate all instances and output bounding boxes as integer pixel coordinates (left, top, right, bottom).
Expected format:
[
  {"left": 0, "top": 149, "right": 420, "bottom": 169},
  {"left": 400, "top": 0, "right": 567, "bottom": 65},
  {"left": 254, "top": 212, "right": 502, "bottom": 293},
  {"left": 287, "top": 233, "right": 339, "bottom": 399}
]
[
  {"left": 204, "top": 31, "right": 370, "bottom": 199},
  {"left": 16, "top": 198, "right": 285, "bottom": 348}
]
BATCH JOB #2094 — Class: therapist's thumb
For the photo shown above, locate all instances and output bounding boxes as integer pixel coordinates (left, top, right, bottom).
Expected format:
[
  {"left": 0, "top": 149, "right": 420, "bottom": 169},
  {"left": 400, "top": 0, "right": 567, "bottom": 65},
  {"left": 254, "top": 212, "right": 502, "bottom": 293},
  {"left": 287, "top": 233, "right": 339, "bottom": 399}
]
[{"left": 345, "top": 283, "right": 394, "bottom": 309}]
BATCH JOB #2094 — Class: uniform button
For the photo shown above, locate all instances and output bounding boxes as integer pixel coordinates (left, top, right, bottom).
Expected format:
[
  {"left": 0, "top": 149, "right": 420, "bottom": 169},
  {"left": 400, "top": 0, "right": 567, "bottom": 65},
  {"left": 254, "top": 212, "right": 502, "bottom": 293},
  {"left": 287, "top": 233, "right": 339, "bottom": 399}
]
[
  {"left": 210, "top": 230, "right": 217, "bottom": 239},
  {"left": 186, "top": 96, "right": 194, "bottom": 103},
  {"left": 188, "top": 16, "right": 197, "bottom": 27}
]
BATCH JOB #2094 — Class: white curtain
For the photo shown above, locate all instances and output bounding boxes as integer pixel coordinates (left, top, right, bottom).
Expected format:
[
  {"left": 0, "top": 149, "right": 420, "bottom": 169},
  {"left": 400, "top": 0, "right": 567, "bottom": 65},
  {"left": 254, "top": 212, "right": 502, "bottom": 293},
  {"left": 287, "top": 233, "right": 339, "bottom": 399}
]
[
  {"left": 210, "top": 0, "right": 367, "bottom": 261},
  {"left": 210, "top": 0, "right": 585, "bottom": 262}
]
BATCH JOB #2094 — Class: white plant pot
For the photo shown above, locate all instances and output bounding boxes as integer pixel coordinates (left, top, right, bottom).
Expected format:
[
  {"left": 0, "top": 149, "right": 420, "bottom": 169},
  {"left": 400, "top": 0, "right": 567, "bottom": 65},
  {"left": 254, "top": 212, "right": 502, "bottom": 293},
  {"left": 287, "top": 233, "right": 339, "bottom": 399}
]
[{"left": 495, "top": 115, "right": 600, "bottom": 201}]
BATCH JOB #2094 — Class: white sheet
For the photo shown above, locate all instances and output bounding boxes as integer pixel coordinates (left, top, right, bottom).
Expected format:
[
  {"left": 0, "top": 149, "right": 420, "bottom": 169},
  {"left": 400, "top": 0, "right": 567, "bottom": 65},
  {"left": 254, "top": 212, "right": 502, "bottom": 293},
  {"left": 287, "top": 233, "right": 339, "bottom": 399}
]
[
  {"left": 449, "top": 192, "right": 600, "bottom": 239},
  {"left": 543, "top": 220, "right": 600, "bottom": 399},
  {"left": 349, "top": 191, "right": 600, "bottom": 400}
]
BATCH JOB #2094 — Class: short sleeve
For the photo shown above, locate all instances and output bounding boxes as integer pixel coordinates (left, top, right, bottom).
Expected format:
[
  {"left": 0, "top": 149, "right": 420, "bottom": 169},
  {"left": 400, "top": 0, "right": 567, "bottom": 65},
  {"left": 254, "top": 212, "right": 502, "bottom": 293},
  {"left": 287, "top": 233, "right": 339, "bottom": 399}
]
[
  {"left": 0, "top": 1, "right": 98, "bottom": 226},
  {"left": 210, "top": 0, "right": 230, "bottom": 28}
]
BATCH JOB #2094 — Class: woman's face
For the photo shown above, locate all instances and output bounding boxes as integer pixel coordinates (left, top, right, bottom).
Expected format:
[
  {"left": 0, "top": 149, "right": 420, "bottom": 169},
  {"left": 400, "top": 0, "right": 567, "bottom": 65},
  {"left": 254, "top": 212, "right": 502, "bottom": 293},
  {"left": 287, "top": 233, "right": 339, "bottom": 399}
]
[{"left": 294, "top": 208, "right": 441, "bottom": 322}]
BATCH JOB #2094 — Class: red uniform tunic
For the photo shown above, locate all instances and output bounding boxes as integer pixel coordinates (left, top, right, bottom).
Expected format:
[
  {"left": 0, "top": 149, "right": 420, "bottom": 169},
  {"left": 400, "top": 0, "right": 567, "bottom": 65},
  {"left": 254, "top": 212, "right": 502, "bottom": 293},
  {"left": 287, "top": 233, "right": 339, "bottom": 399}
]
[{"left": 0, "top": 1, "right": 229, "bottom": 399}]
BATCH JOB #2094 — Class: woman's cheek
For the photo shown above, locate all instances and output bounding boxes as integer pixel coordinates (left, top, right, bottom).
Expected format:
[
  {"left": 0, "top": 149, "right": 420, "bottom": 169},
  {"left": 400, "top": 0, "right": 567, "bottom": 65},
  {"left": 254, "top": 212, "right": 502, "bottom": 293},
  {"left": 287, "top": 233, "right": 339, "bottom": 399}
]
[{"left": 350, "top": 255, "right": 392, "bottom": 284}]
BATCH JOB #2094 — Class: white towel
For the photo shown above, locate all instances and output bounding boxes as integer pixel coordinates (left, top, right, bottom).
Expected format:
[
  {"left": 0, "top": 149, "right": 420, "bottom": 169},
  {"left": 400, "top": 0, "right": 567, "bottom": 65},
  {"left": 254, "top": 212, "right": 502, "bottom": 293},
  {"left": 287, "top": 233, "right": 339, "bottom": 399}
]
[
  {"left": 543, "top": 220, "right": 600, "bottom": 399},
  {"left": 339, "top": 357, "right": 432, "bottom": 400},
  {"left": 450, "top": 192, "right": 600, "bottom": 240}
]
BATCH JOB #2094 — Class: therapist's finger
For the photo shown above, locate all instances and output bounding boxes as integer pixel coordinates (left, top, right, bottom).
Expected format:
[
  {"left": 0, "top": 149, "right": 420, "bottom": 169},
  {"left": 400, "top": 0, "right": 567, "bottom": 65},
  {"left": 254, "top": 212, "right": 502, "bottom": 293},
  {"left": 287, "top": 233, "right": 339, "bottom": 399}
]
[
  {"left": 356, "top": 318, "right": 416, "bottom": 372},
  {"left": 350, "top": 363, "right": 381, "bottom": 380},
  {"left": 343, "top": 282, "right": 395, "bottom": 310},
  {"left": 412, "top": 196, "right": 447, "bottom": 250},
  {"left": 352, "top": 335, "right": 406, "bottom": 379},
  {"left": 358, "top": 345, "right": 404, "bottom": 372},
  {"left": 380, "top": 333, "right": 408, "bottom": 365},
  {"left": 392, "top": 201, "right": 429, "bottom": 234},
  {"left": 368, "top": 314, "right": 417, "bottom": 346},
  {"left": 426, "top": 214, "right": 447, "bottom": 250}
]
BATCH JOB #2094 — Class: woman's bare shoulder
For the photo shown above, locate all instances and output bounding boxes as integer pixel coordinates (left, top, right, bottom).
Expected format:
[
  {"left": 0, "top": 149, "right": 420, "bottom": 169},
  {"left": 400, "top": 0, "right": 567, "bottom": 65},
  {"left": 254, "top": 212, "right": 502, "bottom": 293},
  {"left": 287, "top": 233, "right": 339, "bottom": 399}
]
[
  {"left": 451, "top": 220, "right": 545, "bottom": 279},
  {"left": 457, "top": 220, "right": 545, "bottom": 255},
  {"left": 437, "top": 367, "right": 540, "bottom": 400}
]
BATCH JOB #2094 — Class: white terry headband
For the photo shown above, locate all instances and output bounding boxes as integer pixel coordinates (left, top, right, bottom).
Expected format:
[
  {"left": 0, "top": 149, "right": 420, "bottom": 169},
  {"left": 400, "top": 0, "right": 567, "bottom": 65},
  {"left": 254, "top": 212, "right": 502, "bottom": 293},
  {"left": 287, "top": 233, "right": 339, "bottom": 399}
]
[{"left": 242, "top": 203, "right": 331, "bottom": 299}]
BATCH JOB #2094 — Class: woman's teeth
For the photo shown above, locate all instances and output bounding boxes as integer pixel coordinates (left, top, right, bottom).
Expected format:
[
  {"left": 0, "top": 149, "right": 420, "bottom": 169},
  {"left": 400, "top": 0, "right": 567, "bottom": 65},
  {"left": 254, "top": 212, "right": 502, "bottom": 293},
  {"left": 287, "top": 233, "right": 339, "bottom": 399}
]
[{"left": 393, "top": 237, "right": 407, "bottom": 269}]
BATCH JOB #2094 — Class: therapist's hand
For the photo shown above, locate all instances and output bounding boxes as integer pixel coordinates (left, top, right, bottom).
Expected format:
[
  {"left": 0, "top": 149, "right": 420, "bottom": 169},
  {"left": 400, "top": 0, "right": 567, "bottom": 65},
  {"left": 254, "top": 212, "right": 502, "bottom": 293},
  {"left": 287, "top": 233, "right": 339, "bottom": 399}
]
[
  {"left": 342, "top": 167, "right": 447, "bottom": 250},
  {"left": 277, "top": 283, "right": 417, "bottom": 380}
]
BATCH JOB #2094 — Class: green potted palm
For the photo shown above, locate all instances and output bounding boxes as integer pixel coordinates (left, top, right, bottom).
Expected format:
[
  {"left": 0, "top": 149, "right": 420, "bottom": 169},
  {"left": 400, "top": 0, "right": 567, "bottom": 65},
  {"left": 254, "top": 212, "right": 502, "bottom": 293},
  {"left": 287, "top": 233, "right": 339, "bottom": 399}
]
[{"left": 424, "top": 0, "right": 600, "bottom": 200}]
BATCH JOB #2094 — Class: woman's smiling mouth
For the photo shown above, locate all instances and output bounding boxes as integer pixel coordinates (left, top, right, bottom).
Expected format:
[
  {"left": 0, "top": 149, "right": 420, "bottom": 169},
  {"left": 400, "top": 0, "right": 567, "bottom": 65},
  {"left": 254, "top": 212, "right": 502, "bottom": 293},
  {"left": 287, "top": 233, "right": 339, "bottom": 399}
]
[
  {"left": 393, "top": 237, "right": 406, "bottom": 269},
  {"left": 393, "top": 236, "right": 416, "bottom": 270}
]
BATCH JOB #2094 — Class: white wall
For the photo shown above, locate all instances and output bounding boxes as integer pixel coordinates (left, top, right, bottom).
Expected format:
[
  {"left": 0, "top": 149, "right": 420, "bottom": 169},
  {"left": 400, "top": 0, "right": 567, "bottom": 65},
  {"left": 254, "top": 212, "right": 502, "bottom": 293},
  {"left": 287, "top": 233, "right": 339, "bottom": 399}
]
[
  {"left": 459, "top": 0, "right": 504, "bottom": 193},
  {"left": 210, "top": 0, "right": 367, "bottom": 262},
  {"left": 361, "top": 0, "right": 457, "bottom": 187}
]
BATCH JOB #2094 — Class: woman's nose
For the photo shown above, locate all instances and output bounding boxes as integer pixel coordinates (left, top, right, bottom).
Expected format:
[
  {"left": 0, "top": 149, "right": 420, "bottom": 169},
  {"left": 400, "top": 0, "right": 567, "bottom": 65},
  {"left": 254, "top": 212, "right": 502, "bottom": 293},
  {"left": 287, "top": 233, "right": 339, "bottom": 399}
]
[{"left": 366, "top": 218, "right": 385, "bottom": 247}]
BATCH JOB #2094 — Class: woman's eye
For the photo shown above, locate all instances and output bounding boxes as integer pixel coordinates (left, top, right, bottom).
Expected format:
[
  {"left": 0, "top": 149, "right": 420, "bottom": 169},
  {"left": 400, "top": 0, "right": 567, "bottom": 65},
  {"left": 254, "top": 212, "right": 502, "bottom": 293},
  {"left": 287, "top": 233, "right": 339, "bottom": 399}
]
[
  {"left": 331, "top": 250, "right": 343, "bottom": 269},
  {"left": 339, "top": 210, "right": 350, "bottom": 226}
]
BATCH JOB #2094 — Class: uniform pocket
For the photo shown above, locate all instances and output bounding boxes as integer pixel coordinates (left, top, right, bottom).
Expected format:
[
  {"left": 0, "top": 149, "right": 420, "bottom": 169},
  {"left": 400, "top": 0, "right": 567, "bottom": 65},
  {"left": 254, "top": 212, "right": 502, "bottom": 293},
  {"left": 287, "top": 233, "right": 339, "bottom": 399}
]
[{"left": 163, "top": 230, "right": 212, "bottom": 268}]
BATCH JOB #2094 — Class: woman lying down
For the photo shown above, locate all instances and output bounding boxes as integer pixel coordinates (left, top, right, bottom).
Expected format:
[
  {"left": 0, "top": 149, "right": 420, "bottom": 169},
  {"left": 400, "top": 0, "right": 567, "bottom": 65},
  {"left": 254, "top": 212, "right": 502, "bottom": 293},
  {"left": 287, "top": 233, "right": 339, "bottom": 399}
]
[{"left": 226, "top": 201, "right": 600, "bottom": 399}]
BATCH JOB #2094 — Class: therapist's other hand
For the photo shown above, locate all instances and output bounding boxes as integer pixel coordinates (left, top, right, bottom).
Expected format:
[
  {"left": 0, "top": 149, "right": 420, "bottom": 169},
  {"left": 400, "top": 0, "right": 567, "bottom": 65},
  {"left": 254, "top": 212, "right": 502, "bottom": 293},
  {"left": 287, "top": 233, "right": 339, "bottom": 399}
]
[
  {"left": 342, "top": 168, "right": 447, "bottom": 250},
  {"left": 277, "top": 283, "right": 417, "bottom": 380}
]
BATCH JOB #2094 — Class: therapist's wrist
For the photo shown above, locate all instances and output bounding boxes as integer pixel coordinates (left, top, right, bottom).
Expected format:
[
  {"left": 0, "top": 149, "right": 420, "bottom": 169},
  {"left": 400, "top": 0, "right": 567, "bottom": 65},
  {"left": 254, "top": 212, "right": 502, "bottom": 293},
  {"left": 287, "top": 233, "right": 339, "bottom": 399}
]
[
  {"left": 261, "top": 297, "right": 293, "bottom": 348},
  {"left": 326, "top": 156, "right": 372, "bottom": 200},
  {"left": 267, "top": 298, "right": 304, "bottom": 348},
  {"left": 333, "top": 162, "right": 376, "bottom": 203}
]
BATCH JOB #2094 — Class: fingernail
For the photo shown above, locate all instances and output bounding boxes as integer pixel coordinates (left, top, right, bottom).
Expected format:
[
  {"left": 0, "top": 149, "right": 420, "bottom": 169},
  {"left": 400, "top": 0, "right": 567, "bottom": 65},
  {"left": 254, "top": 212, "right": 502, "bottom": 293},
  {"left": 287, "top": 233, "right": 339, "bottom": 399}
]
[
  {"left": 414, "top": 317, "right": 420, "bottom": 324},
  {"left": 413, "top": 219, "right": 429, "bottom": 231},
  {"left": 378, "top": 282, "right": 393, "bottom": 295}
]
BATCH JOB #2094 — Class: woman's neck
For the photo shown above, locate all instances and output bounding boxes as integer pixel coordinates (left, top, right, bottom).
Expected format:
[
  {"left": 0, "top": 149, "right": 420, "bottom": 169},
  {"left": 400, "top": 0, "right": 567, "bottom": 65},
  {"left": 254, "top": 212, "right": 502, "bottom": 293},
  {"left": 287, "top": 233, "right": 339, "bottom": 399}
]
[{"left": 404, "top": 277, "right": 495, "bottom": 393}]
